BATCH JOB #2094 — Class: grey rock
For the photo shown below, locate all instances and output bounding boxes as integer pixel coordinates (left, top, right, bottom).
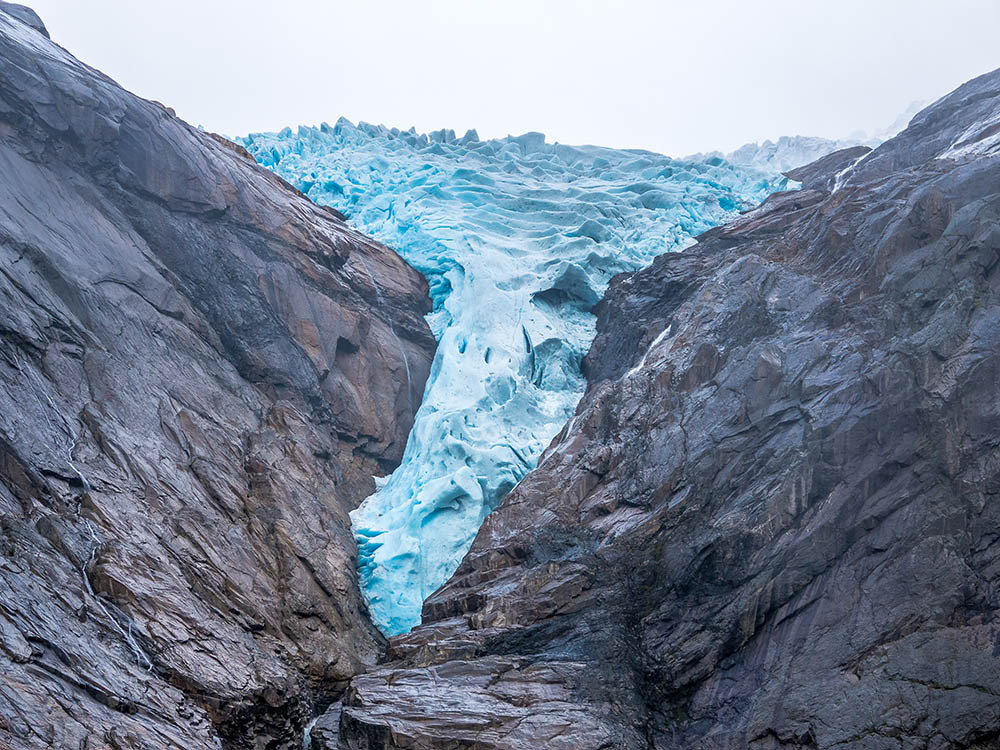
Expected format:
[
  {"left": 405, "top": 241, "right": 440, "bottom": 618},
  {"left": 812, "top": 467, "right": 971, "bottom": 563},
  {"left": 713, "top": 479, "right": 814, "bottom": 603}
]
[
  {"left": 850, "top": 67, "right": 1000, "bottom": 181},
  {"left": 0, "top": 2, "right": 46, "bottom": 37},
  {"left": 783, "top": 144, "right": 871, "bottom": 191},
  {"left": 338, "top": 69, "right": 1000, "bottom": 748},
  {"left": 309, "top": 702, "right": 343, "bottom": 749},
  {"left": 0, "top": 7, "right": 434, "bottom": 749}
]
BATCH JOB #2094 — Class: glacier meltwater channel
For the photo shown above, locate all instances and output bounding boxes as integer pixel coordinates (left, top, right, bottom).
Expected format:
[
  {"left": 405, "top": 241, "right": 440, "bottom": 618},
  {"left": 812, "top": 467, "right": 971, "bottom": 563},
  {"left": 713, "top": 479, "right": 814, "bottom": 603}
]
[{"left": 240, "top": 122, "right": 787, "bottom": 634}]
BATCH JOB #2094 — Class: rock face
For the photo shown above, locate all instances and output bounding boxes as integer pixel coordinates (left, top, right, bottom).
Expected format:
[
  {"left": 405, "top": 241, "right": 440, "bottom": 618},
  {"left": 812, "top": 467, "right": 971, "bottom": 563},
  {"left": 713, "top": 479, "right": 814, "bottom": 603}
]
[
  {"left": 0, "top": 2, "right": 45, "bottom": 36},
  {"left": 0, "top": 8, "right": 433, "bottom": 749},
  {"left": 336, "top": 70, "right": 1000, "bottom": 748},
  {"left": 782, "top": 144, "right": 871, "bottom": 192}
]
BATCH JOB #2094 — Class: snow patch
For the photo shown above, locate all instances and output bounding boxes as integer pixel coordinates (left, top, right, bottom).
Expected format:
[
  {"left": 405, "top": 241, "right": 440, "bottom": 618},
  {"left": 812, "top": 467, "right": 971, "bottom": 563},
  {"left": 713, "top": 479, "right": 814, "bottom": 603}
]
[{"left": 939, "top": 109, "right": 1000, "bottom": 161}]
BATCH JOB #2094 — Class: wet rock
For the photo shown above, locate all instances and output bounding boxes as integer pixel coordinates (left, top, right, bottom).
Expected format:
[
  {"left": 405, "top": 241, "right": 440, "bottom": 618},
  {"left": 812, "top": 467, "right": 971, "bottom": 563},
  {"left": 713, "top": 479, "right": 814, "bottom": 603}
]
[
  {"left": 339, "top": 69, "right": 1000, "bottom": 748},
  {"left": 0, "top": 6, "right": 433, "bottom": 749},
  {"left": 0, "top": 2, "right": 45, "bottom": 36},
  {"left": 308, "top": 702, "right": 342, "bottom": 749},
  {"left": 783, "top": 144, "right": 871, "bottom": 191}
]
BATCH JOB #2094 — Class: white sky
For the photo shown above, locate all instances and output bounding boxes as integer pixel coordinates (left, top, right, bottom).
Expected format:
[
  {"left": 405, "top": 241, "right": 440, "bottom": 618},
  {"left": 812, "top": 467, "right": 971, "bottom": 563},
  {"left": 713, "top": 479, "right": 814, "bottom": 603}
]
[{"left": 26, "top": 0, "right": 1000, "bottom": 156}]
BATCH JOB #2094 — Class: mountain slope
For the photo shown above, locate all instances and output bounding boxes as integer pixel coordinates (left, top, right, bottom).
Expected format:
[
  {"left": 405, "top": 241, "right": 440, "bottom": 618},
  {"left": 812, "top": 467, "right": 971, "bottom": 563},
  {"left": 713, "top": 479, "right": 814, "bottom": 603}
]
[
  {"left": 335, "top": 70, "right": 1000, "bottom": 749},
  {"left": 0, "top": 6, "right": 434, "bottom": 748}
]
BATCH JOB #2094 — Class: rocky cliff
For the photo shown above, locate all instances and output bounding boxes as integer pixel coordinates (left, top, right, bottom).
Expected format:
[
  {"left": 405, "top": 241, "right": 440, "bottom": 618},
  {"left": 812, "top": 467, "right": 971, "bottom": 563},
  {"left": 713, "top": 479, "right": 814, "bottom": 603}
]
[
  {"left": 335, "top": 70, "right": 1000, "bottom": 748},
  {"left": 0, "top": 5, "right": 434, "bottom": 748}
]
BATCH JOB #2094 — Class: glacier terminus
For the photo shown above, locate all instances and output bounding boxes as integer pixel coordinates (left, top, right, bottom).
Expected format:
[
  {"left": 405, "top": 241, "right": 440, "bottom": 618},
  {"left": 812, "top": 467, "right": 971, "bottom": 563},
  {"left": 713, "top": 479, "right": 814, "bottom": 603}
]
[{"left": 240, "top": 122, "right": 788, "bottom": 634}]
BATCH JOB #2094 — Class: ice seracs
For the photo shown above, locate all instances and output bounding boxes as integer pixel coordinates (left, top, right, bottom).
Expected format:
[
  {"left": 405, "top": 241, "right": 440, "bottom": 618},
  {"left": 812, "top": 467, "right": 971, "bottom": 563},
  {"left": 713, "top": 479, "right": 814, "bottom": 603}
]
[{"left": 240, "top": 121, "right": 787, "bottom": 634}]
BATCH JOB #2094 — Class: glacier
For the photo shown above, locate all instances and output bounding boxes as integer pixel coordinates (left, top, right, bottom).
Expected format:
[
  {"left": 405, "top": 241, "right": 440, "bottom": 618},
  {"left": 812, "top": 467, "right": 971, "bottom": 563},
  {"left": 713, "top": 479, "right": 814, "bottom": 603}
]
[{"left": 239, "top": 121, "right": 788, "bottom": 634}]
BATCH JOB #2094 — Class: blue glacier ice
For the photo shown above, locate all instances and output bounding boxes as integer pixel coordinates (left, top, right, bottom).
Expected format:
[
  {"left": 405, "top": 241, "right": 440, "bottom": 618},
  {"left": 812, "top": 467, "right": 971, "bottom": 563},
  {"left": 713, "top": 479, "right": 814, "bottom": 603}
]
[{"left": 238, "top": 121, "right": 788, "bottom": 635}]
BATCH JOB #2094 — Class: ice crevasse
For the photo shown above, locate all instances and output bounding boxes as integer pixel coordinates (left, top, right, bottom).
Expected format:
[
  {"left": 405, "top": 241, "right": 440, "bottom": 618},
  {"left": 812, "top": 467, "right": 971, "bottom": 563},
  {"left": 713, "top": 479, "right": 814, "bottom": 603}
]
[{"left": 239, "top": 121, "right": 788, "bottom": 634}]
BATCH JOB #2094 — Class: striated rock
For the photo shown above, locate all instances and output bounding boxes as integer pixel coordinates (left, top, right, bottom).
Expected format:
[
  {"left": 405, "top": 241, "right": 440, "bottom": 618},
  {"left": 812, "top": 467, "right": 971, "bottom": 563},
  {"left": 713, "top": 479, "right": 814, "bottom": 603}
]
[
  {"left": 308, "top": 702, "right": 343, "bottom": 749},
  {"left": 0, "top": 7, "right": 433, "bottom": 749},
  {"left": 336, "top": 69, "right": 1000, "bottom": 748},
  {"left": 0, "top": 2, "right": 45, "bottom": 36},
  {"left": 782, "top": 144, "right": 871, "bottom": 192}
]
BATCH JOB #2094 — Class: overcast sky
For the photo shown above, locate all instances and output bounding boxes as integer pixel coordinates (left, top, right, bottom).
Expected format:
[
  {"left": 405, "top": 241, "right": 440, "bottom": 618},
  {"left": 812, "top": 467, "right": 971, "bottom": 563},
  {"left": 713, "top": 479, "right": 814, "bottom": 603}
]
[{"left": 27, "top": 0, "right": 1000, "bottom": 156}]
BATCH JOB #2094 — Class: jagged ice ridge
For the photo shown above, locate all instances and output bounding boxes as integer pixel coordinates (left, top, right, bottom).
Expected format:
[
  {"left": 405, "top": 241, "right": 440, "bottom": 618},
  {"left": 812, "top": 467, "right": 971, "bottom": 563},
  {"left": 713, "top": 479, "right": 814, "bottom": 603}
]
[{"left": 239, "top": 121, "right": 788, "bottom": 634}]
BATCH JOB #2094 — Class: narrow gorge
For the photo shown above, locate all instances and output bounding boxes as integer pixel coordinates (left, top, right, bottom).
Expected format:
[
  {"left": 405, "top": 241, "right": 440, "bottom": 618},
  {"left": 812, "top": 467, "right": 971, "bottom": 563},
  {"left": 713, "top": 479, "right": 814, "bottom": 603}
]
[
  {"left": 1, "top": 4, "right": 999, "bottom": 749},
  {"left": 238, "top": 122, "right": 789, "bottom": 635}
]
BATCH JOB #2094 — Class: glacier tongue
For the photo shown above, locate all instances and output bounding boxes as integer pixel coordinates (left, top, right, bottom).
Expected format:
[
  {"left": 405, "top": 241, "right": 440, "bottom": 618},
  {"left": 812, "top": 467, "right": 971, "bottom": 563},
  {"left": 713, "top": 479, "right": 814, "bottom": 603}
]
[{"left": 239, "top": 121, "right": 786, "bottom": 634}]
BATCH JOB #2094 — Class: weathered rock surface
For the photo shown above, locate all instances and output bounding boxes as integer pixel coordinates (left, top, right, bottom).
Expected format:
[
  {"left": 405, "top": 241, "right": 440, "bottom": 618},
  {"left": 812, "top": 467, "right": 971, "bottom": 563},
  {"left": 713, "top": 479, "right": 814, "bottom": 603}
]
[
  {"left": 335, "top": 70, "right": 1000, "bottom": 748},
  {"left": 782, "top": 144, "right": 871, "bottom": 192},
  {"left": 0, "top": 2, "right": 45, "bottom": 37},
  {"left": 0, "top": 7, "right": 434, "bottom": 749}
]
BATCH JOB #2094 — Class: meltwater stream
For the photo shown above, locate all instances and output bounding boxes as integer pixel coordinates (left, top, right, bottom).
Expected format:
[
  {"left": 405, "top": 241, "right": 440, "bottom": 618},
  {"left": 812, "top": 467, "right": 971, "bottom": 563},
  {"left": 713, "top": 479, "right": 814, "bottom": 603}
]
[{"left": 240, "top": 122, "right": 786, "bottom": 634}]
